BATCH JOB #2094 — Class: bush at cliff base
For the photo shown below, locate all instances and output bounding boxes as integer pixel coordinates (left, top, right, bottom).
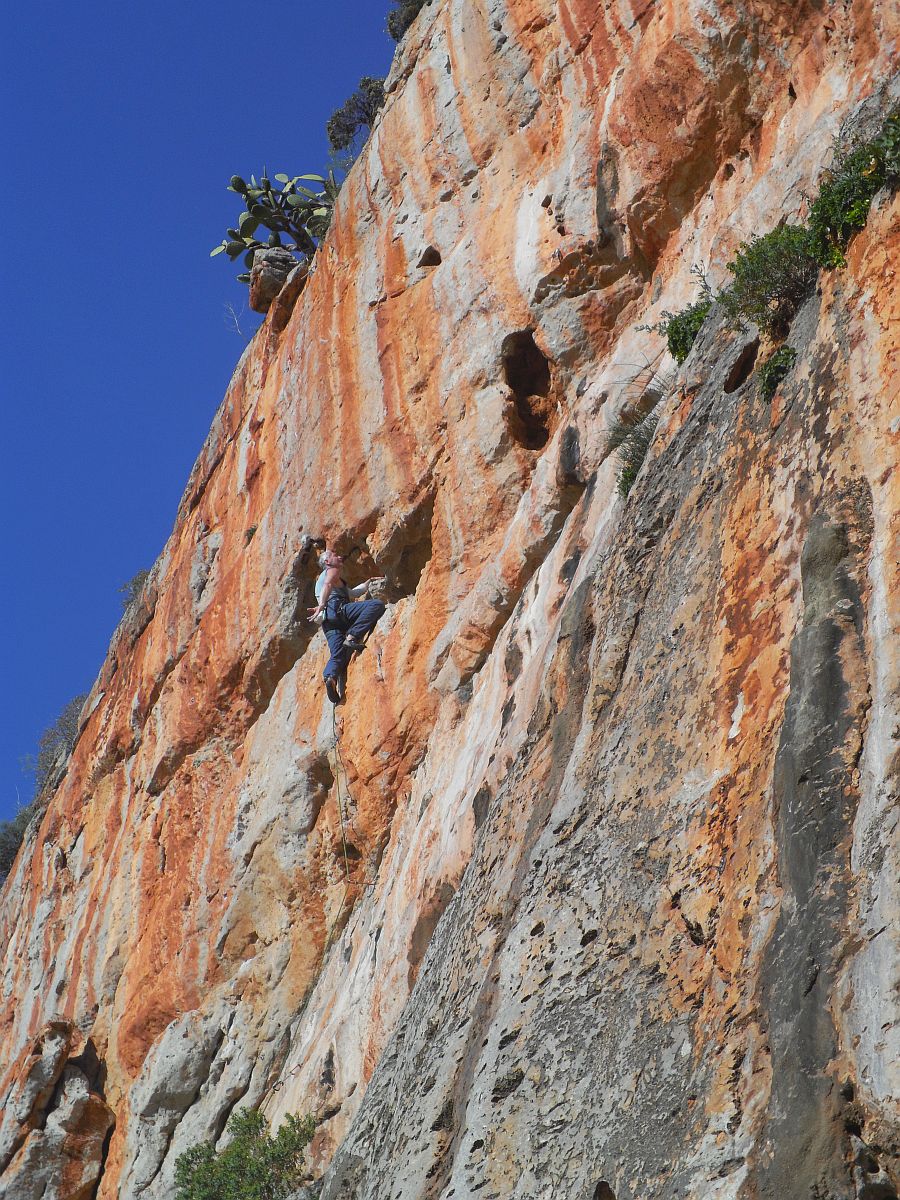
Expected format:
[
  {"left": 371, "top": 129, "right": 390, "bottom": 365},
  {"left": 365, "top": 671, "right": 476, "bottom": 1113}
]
[{"left": 174, "top": 1109, "right": 315, "bottom": 1200}]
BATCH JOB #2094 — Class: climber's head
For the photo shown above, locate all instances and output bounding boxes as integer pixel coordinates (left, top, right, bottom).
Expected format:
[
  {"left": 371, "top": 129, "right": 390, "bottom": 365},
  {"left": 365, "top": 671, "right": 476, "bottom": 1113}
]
[{"left": 318, "top": 549, "right": 343, "bottom": 570}]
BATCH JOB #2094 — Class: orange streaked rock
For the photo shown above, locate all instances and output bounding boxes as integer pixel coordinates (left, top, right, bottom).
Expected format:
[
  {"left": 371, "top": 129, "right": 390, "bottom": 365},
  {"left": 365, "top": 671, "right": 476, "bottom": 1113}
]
[{"left": 1, "top": 0, "right": 898, "bottom": 1196}]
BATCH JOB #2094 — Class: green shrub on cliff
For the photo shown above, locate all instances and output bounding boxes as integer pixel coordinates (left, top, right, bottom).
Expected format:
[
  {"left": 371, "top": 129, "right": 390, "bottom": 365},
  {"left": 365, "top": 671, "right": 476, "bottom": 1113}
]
[
  {"left": 607, "top": 407, "right": 661, "bottom": 498},
  {"left": 805, "top": 108, "right": 900, "bottom": 267},
  {"left": 2, "top": 694, "right": 87, "bottom": 885},
  {"left": 387, "top": 0, "right": 430, "bottom": 40},
  {"left": 646, "top": 270, "right": 713, "bottom": 364},
  {"left": 657, "top": 296, "right": 712, "bottom": 364},
  {"left": 716, "top": 225, "right": 818, "bottom": 336},
  {"left": 21, "top": 693, "right": 88, "bottom": 797},
  {"left": 757, "top": 345, "right": 797, "bottom": 401},
  {"left": 0, "top": 803, "right": 38, "bottom": 885},
  {"left": 327, "top": 76, "right": 386, "bottom": 155},
  {"left": 119, "top": 568, "right": 150, "bottom": 610},
  {"left": 175, "top": 1109, "right": 315, "bottom": 1200},
  {"left": 714, "top": 110, "right": 899, "bottom": 334}
]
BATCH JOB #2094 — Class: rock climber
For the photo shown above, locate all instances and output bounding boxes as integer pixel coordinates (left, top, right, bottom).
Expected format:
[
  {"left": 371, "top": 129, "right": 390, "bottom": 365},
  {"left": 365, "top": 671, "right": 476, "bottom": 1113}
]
[{"left": 308, "top": 548, "right": 386, "bottom": 704}]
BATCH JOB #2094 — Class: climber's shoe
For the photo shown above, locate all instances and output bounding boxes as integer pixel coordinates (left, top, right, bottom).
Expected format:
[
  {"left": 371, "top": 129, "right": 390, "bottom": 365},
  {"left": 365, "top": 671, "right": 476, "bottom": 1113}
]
[
  {"left": 343, "top": 637, "right": 366, "bottom": 653},
  {"left": 325, "top": 677, "right": 342, "bottom": 705}
]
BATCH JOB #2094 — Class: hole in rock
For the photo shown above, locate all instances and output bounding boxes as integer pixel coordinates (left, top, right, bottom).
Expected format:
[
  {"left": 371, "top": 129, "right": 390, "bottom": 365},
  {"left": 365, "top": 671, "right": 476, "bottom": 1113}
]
[
  {"left": 431, "top": 1098, "right": 454, "bottom": 1131},
  {"left": 69, "top": 1038, "right": 108, "bottom": 1095},
  {"left": 593, "top": 1184, "right": 616, "bottom": 1200},
  {"left": 501, "top": 330, "right": 554, "bottom": 450},
  {"left": 491, "top": 1067, "right": 525, "bottom": 1102},
  {"left": 788, "top": 82, "right": 797, "bottom": 100},
  {"left": 472, "top": 785, "right": 491, "bottom": 830},
  {"left": 724, "top": 338, "right": 759, "bottom": 393},
  {"left": 723, "top": 162, "right": 735, "bottom": 180},
  {"left": 392, "top": 494, "right": 434, "bottom": 599},
  {"left": 366, "top": 491, "right": 435, "bottom": 605},
  {"left": 505, "top": 641, "right": 523, "bottom": 683},
  {"left": 560, "top": 549, "right": 582, "bottom": 584},
  {"left": 407, "top": 881, "right": 457, "bottom": 989},
  {"left": 304, "top": 755, "right": 335, "bottom": 835},
  {"left": 417, "top": 245, "right": 442, "bottom": 268},
  {"left": 320, "top": 1046, "right": 335, "bottom": 1092}
]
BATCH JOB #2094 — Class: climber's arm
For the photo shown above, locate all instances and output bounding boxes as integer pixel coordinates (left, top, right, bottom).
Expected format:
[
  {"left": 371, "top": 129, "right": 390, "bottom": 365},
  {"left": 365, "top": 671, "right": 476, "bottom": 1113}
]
[
  {"left": 348, "top": 576, "right": 386, "bottom": 598},
  {"left": 308, "top": 566, "right": 343, "bottom": 621}
]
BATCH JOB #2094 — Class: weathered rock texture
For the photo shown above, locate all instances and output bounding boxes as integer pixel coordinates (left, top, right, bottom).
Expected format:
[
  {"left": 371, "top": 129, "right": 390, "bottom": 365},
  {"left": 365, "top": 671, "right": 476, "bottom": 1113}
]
[{"left": 1, "top": 1, "right": 898, "bottom": 1197}]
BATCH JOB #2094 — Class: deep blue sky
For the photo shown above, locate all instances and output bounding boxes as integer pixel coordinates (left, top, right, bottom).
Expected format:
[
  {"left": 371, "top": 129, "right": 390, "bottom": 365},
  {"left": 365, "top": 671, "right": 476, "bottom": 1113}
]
[{"left": 1, "top": 1, "right": 395, "bottom": 819}]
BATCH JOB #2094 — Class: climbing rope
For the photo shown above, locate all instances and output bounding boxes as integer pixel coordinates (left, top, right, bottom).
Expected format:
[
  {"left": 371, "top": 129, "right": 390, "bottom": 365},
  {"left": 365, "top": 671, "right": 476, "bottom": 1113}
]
[
  {"left": 331, "top": 705, "right": 352, "bottom": 889},
  {"left": 271, "top": 607, "right": 386, "bottom": 1097},
  {"left": 271, "top": 708, "right": 353, "bottom": 1096}
]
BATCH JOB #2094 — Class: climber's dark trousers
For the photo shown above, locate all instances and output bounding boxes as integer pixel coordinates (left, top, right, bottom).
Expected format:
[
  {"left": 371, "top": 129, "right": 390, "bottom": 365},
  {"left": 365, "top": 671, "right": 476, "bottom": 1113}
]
[{"left": 323, "top": 599, "right": 386, "bottom": 680}]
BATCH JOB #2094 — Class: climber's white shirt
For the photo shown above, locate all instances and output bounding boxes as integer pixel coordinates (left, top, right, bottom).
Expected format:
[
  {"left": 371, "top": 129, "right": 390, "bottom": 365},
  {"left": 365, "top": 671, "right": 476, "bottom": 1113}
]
[{"left": 315, "top": 571, "right": 350, "bottom": 605}]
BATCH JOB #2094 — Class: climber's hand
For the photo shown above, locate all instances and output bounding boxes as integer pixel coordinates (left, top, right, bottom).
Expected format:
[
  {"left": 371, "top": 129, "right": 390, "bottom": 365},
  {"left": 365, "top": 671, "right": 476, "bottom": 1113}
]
[{"left": 308, "top": 605, "right": 325, "bottom": 621}]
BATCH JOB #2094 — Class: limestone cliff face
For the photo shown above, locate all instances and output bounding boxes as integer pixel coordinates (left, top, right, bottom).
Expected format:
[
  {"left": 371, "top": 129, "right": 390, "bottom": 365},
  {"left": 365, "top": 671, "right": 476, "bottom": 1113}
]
[{"left": 1, "top": 2, "right": 898, "bottom": 1197}]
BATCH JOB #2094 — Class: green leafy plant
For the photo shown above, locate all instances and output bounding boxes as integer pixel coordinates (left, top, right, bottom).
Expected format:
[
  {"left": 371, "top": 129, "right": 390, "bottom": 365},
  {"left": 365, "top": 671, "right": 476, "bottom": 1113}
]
[
  {"left": 21, "top": 693, "right": 88, "bottom": 798},
  {"left": 648, "top": 289, "right": 713, "bottom": 364},
  {"left": 607, "top": 362, "right": 676, "bottom": 499},
  {"left": 757, "top": 345, "right": 797, "bottom": 401},
  {"left": 605, "top": 364, "right": 672, "bottom": 498},
  {"left": 119, "top": 569, "right": 150, "bottom": 610},
  {"left": 607, "top": 408, "right": 661, "bottom": 497},
  {"left": 0, "top": 803, "right": 39, "bottom": 885},
  {"left": 805, "top": 108, "right": 900, "bottom": 267},
  {"left": 3, "top": 691, "right": 89, "bottom": 882},
  {"left": 659, "top": 297, "right": 713, "bottom": 364},
  {"left": 716, "top": 225, "right": 818, "bottom": 336},
  {"left": 211, "top": 171, "right": 341, "bottom": 283},
  {"left": 174, "top": 1109, "right": 315, "bottom": 1200},
  {"left": 387, "top": 0, "right": 430, "bottom": 40},
  {"left": 327, "top": 77, "right": 386, "bottom": 155},
  {"left": 640, "top": 268, "right": 713, "bottom": 364}
]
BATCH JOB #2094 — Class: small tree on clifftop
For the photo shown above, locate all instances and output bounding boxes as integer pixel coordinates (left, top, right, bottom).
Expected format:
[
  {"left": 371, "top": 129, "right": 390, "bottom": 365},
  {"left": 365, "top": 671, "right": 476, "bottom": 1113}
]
[
  {"left": 327, "top": 76, "right": 386, "bottom": 157},
  {"left": 21, "top": 693, "right": 88, "bottom": 797},
  {"left": 387, "top": 0, "right": 430, "bottom": 40}
]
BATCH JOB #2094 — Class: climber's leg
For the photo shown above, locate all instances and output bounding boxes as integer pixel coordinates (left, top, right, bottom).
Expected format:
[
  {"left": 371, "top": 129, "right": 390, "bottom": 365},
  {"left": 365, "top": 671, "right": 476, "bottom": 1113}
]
[
  {"left": 341, "top": 599, "right": 386, "bottom": 649},
  {"left": 322, "top": 622, "right": 351, "bottom": 681}
]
